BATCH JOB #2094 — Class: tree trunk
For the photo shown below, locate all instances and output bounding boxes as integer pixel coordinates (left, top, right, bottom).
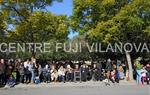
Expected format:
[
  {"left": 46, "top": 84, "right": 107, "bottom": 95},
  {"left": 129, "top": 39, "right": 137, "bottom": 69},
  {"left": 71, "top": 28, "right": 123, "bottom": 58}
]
[
  {"left": 31, "top": 44, "right": 36, "bottom": 59},
  {"left": 125, "top": 52, "right": 133, "bottom": 81}
]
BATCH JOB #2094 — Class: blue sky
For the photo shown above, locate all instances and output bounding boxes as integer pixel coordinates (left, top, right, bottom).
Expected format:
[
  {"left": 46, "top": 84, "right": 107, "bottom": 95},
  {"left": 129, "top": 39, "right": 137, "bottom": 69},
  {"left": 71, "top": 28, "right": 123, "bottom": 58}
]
[
  {"left": 47, "top": 0, "right": 73, "bottom": 16},
  {"left": 46, "top": 0, "right": 78, "bottom": 39}
]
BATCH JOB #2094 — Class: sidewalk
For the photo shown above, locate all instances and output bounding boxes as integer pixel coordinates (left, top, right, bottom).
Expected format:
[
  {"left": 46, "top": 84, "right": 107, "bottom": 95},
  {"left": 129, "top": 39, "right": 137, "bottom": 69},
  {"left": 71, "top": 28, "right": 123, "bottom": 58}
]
[{"left": 2, "top": 80, "right": 137, "bottom": 89}]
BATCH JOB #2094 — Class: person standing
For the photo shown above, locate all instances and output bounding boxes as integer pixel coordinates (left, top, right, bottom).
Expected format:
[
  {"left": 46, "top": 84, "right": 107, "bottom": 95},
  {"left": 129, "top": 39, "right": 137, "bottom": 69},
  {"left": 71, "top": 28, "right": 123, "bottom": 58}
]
[
  {"left": 30, "top": 60, "right": 36, "bottom": 83},
  {"left": 25, "top": 66, "right": 31, "bottom": 84},
  {"left": 24, "top": 59, "right": 31, "bottom": 83},
  {"left": 18, "top": 62, "right": 25, "bottom": 83},
  {"left": 92, "top": 64, "right": 99, "bottom": 81},
  {"left": 134, "top": 57, "right": 142, "bottom": 85},
  {"left": 141, "top": 66, "right": 148, "bottom": 85},
  {"left": 15, "top": 59, "right": 21, "bottom": 83},
  {"left": 105, "top": 59, "right": 112, "bottom": 85},
  {"left": 81, "top": 64, "right": 87, "bottom": 81},
  {"left": 97, "top": 60, "right": 102, "bottom": 81},
  {"left": 0, "top": 59, "right": 6, "bottom": 86},
  {"left": 6, "top": 60, "right": 14, "bottom": 84},
  {"left": 146, "top": 63, "right": 150, "bottom": 85}
]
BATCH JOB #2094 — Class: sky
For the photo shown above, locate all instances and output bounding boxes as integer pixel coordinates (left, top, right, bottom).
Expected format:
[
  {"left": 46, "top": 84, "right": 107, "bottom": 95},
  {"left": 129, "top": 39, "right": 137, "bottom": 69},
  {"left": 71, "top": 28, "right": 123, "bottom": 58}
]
[
  {"left": 47, "top": 0, "right": 73, "bottom": 16},
  {"left": 47, "top": 0, "right": 79, "bottom": 39}
]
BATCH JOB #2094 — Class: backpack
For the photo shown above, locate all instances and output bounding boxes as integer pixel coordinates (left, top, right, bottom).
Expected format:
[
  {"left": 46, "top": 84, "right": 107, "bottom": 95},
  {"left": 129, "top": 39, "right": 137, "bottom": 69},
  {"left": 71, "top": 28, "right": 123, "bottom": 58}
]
[{"left": 25, "top": 67, "right": 31, "bottom": 74}]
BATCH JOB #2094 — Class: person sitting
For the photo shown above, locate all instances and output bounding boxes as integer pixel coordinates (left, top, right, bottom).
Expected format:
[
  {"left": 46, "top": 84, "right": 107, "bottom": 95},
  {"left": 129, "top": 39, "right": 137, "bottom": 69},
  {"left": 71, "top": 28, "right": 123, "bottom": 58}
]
[
  {"left": 81, "top": 64, "right": 87, "bottom": 81},
  {"left": 102, "top": 69, "right": 110, "bottom": 86},
  {"left": 110, "top": 69, "right": 119, "bottom": 84},
  {"left": 42, "top": 64, "right": 51, "bottom": 83},
  {"left": 34, "top": 76, "right": 40, "bottom": 84},
  {"left": 92, "top": 64, "right": 99, "bottom": 81},
  {"left": 50, "top": 65, "right": 58, "bottom": 82},
  {"left": 7, "top": 74, "right": 16, "bottom": 88},
  {"left": 86, "top": 66, "right": 92, "bottom": 81},
  {"left": 119, "top": 66, "right": 125, "bottom": 80},
  {"left": 58, "top": 66, "right": 66, "bottom": 82},
  {"left": 110, "top": 70, "right": 116, "bottom": 83},
  {"left": 65, "top": 64, "right": 74, "bottom": 82}
]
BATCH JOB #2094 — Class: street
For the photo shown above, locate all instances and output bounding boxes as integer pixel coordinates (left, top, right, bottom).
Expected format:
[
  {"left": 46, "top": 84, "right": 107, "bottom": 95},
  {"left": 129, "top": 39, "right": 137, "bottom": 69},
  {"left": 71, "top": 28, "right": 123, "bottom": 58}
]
[{"left": 0, "top": 81, "right": 149, "bottom": 95}]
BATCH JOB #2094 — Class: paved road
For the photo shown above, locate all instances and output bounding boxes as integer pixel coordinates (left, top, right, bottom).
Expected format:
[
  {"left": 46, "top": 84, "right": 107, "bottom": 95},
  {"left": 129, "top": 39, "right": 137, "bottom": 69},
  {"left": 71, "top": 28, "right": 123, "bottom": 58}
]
[{"left": 0, "top": 82, "right": 149, "bottom": 95}]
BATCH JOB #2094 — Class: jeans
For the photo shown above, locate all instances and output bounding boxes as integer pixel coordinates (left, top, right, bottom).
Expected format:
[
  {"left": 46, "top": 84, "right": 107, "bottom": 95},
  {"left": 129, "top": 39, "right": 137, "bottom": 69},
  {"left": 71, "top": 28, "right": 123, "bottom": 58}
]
[
  {"left": 58, "top": 75, "right": 65, "bottom": 82},
  {"left": 136, "top": 70, "right": 141, "bottom": 84},
  {"left": 66, "top": 73, "right": 74, "bottom": 82},
  {"left": 31, "top": 70, "right": 35, "bottom": 82}
]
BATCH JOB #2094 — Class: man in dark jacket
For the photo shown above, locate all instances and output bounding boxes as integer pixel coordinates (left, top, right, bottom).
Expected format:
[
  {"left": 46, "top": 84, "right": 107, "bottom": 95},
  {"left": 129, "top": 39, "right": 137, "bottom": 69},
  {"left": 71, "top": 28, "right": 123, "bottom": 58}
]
[
  {"left": 92, "top": 63, "right": 99, "bottom": 81},
  {"left": 97, "top": 60, "right": 102, "bottom": 81},
  {"left": 105, "top": 59, "right": 112, "bottom": 85},
  {"left": 0, "top": 59, "right": 6, "bottom": 86},
  {"left": 25, "top": 66, "right": 31, "bottom": 83},
  {"left": 18, "top": 62, "right": 25, "bottom": 83},
  {"left": 146, "top": 63, "right": 150, "bottom": 85},
  {"left": 81, "top": 64, "right": 88, "bottom": 81}
]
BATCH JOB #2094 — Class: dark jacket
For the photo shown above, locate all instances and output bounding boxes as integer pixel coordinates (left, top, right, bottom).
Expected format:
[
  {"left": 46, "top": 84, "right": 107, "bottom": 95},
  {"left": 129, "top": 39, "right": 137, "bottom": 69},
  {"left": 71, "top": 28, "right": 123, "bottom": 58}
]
[
  {"left": 18, "top": 64, "right": 25, "bottom": 75},
  {"left": 0, "top": 63, "right": 5, "bottom": 75},
  {"left": 106, "top": 61, "right": 112, "bottom": 71}
]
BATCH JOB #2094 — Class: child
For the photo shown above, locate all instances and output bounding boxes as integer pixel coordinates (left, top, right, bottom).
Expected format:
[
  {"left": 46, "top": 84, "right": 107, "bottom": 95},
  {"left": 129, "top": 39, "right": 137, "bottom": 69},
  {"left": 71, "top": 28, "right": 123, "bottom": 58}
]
[
  {"left": 141, "top": 66, "right": 148, "bottom": 85},
  {"left": 34, "top": 76, "right": 40, "bottom": 84},
  {"left": 110, "top": 70, "right": 116, "bottom": 83}
]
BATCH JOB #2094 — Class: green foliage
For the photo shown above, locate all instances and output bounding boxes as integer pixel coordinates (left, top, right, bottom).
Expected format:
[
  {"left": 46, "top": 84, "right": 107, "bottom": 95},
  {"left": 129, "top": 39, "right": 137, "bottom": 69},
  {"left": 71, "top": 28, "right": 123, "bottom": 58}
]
[
  {"left": 0, "top": 0, "right": 63, "bottom": 25},
  {"left": 144, "top": 26, "right": 150, "bottom": 37},
  {"left": 0, "top": 12, "right": 7, "bottom": 42},
  {"left": 71, "top": 0, "right": 129, "bottom": 34},
  {"left": 8, "top": 11, "right": 69, "bottom": 59},
  {"left": 9, "top": 11, "right": 68, "bottom": 42},
  {"left": 71, "top": 0, "right": 150, "bottom": 61},
  {"left": 0, "top": 0, "right": 69, "bottom": 59},
  {"left": 72, "top": 0, "right": 150, "bottom": 44}
]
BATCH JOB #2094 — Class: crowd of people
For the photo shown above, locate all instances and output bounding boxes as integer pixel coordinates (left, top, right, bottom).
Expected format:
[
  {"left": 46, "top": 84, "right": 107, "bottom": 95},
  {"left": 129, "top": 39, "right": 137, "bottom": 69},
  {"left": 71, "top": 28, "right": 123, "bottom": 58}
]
[{"left": 0, "top": 58, "right": 150, "bottom": 88}]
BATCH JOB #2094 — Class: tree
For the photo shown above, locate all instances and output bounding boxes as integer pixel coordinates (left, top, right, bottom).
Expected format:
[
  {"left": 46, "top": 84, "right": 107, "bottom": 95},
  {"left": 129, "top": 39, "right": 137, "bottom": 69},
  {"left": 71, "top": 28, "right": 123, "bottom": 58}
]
[
  {"left": 0, "top": 12, "right": 6, "bottom": 42},
  {"left": 0, "top": 0, "right": 68, "bottom": 59},
  {"left": 68, "top": 35, "right": 90, "bottom": 61},
  {"left": 71, "top": 0, "right": 129, "bottom": 34},
  {"left": 0, "top": 12, "right": 8, "bottom": 58},
  {"left": 8, "top": 11, "right": 69, "bottom": 58},
  {"left": 71, "top": 0, "right": 150, "bottom": 80},
  {"left": 0, "top": 0, "right": 63, "bottom": 26},
  {"left": 89, "top": 0, "right": 150, "bottom": 80}
]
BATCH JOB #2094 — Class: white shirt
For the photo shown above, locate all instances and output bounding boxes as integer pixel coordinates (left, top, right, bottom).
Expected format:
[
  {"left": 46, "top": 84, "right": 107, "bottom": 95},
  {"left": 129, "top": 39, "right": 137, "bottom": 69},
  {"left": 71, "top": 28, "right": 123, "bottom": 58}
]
[
  {"left": 58, "top": 69, "right": 65, "bottom": 76},
  {"left": 24, "top": 61, "right": 28, "bottom": 68},
  {"left": 24, "top": 61, "right": 32, "bottom": 71}
]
